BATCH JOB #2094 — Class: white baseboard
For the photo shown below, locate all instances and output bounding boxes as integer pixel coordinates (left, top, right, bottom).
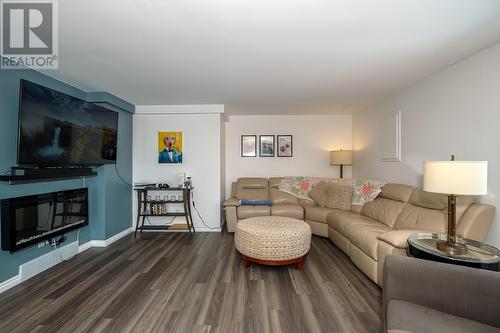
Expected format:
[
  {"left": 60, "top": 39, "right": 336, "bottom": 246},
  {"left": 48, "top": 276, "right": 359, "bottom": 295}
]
[
  {"left": 1, "top": 227, "right": 134, "bottom": 295},
  {"left": 104, "top": 227, "right": 134, "bottom": 246},
  {"left": 76, "top": 241, "right": 93, "bottom": 253},
  {"left": 0, "top": 275, "right": 22, "bottom": 294},
  {"left": 78, "top": 227, "right": 134, "bottom": 251},
  {"left": 20, "top": 241, "right": 79, "bottom": 282},
  {"left": 139, "top": 226, "right": 221, "bottom": 233},
  {"left": 195, "top": 227, "right": 222, "bottom": 232}
]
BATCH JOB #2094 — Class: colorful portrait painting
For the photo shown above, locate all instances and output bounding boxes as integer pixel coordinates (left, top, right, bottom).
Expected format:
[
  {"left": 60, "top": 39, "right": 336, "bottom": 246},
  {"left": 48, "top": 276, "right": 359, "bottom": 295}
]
[{"left": 158, "top": 131, "right": 183, "bottom": 163}]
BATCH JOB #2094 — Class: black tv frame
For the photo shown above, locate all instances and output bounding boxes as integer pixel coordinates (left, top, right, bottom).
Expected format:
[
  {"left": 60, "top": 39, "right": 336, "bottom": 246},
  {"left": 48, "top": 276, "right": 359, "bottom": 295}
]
[
  {"left": 1, "top": 188, "right": 89, "bottom": 253},
  {"left": 16, "top": 79, "right": 119, "bottom": 167}
]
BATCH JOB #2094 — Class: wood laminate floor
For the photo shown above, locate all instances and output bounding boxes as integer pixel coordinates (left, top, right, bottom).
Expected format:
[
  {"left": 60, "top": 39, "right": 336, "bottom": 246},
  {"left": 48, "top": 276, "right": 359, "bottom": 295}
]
[{"left": 0, "top": 232, "right": 381, "bottom": 333}]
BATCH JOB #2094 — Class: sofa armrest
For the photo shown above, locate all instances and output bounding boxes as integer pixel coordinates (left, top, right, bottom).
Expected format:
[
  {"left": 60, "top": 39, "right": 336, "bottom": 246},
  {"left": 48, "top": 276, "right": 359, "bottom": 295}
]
[
  {"left": 382, "top": 255, "right": 500, "bottom": 332},
  {"left": 225, "top": 206, "right": 238, "bottom": 233},
  {"left": 377, "top": 230, "right": 426, "bottom": 249},
  {"left": 223, "top": 197, "right": 239, "bottom": 207}
]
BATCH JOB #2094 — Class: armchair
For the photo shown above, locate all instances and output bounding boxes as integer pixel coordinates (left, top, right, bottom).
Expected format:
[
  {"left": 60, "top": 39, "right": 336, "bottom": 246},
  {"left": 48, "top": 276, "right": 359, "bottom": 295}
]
[{"left": 382, "top": 255, "right": 500, "bottom": 333}]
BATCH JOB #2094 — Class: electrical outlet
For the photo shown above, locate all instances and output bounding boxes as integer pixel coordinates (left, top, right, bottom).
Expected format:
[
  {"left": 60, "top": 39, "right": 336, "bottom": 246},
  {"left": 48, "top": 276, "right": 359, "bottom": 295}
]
[{"left": 37, "top": 241, "right": 45, "bottom": 248}]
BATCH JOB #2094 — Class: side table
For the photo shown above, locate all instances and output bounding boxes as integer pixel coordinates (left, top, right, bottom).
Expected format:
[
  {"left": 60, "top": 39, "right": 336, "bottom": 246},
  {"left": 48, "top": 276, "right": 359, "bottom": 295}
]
[
  {"left": 134, "top": 186, "right": 195, "bottom": 236},
  {"left": 407, "top": 233, "right": 500, "bottom": 271}
]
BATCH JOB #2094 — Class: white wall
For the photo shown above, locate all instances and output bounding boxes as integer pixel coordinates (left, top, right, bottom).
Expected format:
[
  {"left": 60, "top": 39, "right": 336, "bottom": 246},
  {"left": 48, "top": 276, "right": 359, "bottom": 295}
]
[
  {"left": 225, "top": 115, "right": 352, "bottom": 197},
  {"left": 133, "top": 106, "right": 225, "bottom": 230},
  {"left": 353, "top": 42, "right": 500, "bottom": 247},
  {"left": 220, "top": 115, "right": 226, "bottom": 223}
]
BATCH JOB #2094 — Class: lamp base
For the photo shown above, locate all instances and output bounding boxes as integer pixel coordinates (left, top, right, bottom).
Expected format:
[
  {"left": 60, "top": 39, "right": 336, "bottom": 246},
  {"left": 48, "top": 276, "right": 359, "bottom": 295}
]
[{"left": 436, "top": 240, "right": 467, "bottom": 255}]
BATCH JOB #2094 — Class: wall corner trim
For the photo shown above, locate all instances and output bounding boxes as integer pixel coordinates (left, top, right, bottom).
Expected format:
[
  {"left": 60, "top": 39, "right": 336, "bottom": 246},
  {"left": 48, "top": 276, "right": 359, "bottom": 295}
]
[
  {"left": 135, "top": 104, "right": 225, "bottom": 115},
  {"left": 86, "top": 91, "right": 136, "bottom": 114}
]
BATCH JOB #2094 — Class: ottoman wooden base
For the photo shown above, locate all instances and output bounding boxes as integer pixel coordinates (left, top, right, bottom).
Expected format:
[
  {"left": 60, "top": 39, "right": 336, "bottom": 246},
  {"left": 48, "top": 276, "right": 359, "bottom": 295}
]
[{"left": 239, "top": 252, "right": 308, "bottom": 271}]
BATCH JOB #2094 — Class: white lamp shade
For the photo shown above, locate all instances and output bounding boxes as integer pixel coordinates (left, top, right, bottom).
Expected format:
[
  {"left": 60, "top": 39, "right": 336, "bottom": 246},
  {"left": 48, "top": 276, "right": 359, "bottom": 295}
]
[
  {"left": 330, "top": 150, "right": 352, "bottom": 165},
  {"left": 423, "top": 161, "right": 487, "bottom": 195}
]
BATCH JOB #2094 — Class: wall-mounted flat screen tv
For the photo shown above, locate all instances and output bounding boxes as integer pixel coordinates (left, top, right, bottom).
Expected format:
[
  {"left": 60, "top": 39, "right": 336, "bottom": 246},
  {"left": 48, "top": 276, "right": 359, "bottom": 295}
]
[{"left": 17, "top": 80, "right": 119, "bottom": 166}]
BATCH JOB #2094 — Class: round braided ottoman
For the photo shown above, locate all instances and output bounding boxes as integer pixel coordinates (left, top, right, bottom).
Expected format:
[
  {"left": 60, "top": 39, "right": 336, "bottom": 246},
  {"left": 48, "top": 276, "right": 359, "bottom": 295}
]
[{"left": 235, "top": 216, "right": 312, "bottom": 270}]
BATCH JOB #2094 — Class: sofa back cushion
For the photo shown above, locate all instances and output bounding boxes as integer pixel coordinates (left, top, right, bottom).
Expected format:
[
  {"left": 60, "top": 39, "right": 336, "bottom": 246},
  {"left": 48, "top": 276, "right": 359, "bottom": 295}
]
[
  {"left": 379, "top": 183, "right": 416, "bottom": 202},
  {"left": 235, "top": 178, "right": 269, "bottom": 200},
  {"left": 325, "top": 183, "right": 354, "bottom": 211},
  {"left": 361, "top": 198, "right": 406, "bottom": 228},
  {"left": 269, "top": 177, "right": 299, "bottom": 205},
  {"left": 360, "top": 184, "right": 415, "bottom": 227},
  {"left": 308, "top": 181, "right": 330, "bottom": 207},
  {"left": 394, "top": 189, "right": 473, "bottom": 232}
]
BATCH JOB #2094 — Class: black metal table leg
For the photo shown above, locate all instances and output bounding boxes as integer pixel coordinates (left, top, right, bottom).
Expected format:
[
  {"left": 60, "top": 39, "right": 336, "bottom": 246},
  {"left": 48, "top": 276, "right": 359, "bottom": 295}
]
[
  {"left": 135, "top": 190, "right": 143, "bottom": 237},
  {"left": 183, "top": 190, "right": 192, "bottom": 233},
  {"left": 187, "top": 190, "right": 195, "bottom": 232}
]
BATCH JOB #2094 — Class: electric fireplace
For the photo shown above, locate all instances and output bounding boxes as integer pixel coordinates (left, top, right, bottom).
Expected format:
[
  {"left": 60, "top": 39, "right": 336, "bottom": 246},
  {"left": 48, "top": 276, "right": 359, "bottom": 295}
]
[{"left": 1, "top": 188, "right": 88, "bottom": 252}]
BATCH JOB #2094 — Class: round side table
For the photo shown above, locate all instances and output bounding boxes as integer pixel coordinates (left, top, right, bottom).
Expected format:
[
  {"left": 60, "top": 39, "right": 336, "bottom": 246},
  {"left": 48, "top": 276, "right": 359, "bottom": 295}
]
[{"left": 407, "top": 233, "right": 500, "bottom": 271}]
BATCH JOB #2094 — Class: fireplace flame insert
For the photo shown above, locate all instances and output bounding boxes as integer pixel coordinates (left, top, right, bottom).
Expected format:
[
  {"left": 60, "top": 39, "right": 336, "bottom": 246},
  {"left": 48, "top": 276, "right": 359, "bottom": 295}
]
[{"left": 1, "top": 188, "right": 88, "bottom": 252}]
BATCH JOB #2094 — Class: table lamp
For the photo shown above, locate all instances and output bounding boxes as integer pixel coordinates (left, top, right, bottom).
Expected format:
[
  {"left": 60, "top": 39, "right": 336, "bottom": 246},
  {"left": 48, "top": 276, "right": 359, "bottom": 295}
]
[
  {"left": 423, "top": 156, "right": 487, "bottom": 255},
  {"left": 330, "top": 149, "right": 352, "bottom": 178}
]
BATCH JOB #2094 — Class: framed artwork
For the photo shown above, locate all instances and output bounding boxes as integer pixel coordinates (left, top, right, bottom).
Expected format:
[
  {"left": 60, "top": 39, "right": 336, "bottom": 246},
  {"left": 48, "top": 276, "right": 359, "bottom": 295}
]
[
  {"left": 158, "top": 131, "right": 183, "bottom": 163},
  {"left": 277, "top": 135, "right": 293, "bottom": 157},
  {"left": 259, "top": 135, "right": 275, "bottom": 157},
  {"left": 380, "top": 110, "right": 401, "bottom": 162},
  {"left": 241, "top": 135, "right": 257, "bottom": 157}
]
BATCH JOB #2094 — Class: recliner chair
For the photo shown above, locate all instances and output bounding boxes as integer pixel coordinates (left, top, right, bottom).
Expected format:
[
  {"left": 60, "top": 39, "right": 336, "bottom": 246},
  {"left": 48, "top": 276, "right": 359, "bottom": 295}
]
[{"left": 382, "top": 255, "right": 500, "bottom": 333}]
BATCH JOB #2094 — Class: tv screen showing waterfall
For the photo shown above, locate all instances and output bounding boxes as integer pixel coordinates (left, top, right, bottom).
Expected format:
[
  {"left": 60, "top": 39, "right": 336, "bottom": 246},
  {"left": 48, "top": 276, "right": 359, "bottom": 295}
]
[{"left": 17, "top": 80, "right": 119, "bottom": 166}]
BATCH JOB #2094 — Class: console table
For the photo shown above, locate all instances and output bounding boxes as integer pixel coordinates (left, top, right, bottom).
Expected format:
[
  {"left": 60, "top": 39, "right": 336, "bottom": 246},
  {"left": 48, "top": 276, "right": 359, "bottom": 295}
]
[{"left": 134, "top": 186, "right": 195, "bottom": 236}]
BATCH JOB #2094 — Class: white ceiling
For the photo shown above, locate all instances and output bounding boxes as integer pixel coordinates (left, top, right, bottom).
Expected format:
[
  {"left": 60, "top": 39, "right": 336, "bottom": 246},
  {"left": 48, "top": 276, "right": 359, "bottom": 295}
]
[{"left": 46, "top": 0, "right": 500, "bottom": 114}]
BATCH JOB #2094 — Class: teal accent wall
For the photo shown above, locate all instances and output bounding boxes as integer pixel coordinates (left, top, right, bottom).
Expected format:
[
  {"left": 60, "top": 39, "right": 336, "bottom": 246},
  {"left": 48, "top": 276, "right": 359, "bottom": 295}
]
[{"left": 0, "top": 68, "right": 134, "bottom": 283}]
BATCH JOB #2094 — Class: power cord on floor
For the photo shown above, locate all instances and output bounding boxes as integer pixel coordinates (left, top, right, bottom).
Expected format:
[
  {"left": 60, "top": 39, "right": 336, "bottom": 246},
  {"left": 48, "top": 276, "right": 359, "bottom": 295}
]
[{"left": 191, "top": 191, "right": 220, "bottom": 230}]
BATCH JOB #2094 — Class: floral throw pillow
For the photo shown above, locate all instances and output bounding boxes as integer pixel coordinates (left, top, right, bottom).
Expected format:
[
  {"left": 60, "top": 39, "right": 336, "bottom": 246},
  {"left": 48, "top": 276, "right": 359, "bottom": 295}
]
[
  {"left": 351, "top": 179, "right": 386, "bottom": 205},
  {"left": 279, "top": 176, "right": 329, "bottom": 199}
]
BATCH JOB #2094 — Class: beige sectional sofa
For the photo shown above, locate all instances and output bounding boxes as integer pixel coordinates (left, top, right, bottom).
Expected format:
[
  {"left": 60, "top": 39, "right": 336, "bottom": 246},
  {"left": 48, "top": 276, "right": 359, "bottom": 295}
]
[{"left": 223, "top": 177, "right": 496, "bottom": 286}]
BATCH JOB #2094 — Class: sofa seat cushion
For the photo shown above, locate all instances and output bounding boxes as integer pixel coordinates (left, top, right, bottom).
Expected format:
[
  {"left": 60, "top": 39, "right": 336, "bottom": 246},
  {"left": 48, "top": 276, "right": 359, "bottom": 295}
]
[
  {"left": 304, "top": 205, "right": 336, "bottom": 223},
  {"left": 377, "top": 229, "right": 428, "bottom": 249},
  {"left": 271, "top": 204, "right": 304, "bottom": 220},
  {"left": 387, "top": 300, "right": 500, "bottom": 333},
  {"left": 237, "top": 206, "right": 271, "bottom": 219},
  {"left": 327, "top": 210, "right": 380, "bottom": 238},
  {"left": 348, "top": 222, "right": 391, "bottom": 260}
]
